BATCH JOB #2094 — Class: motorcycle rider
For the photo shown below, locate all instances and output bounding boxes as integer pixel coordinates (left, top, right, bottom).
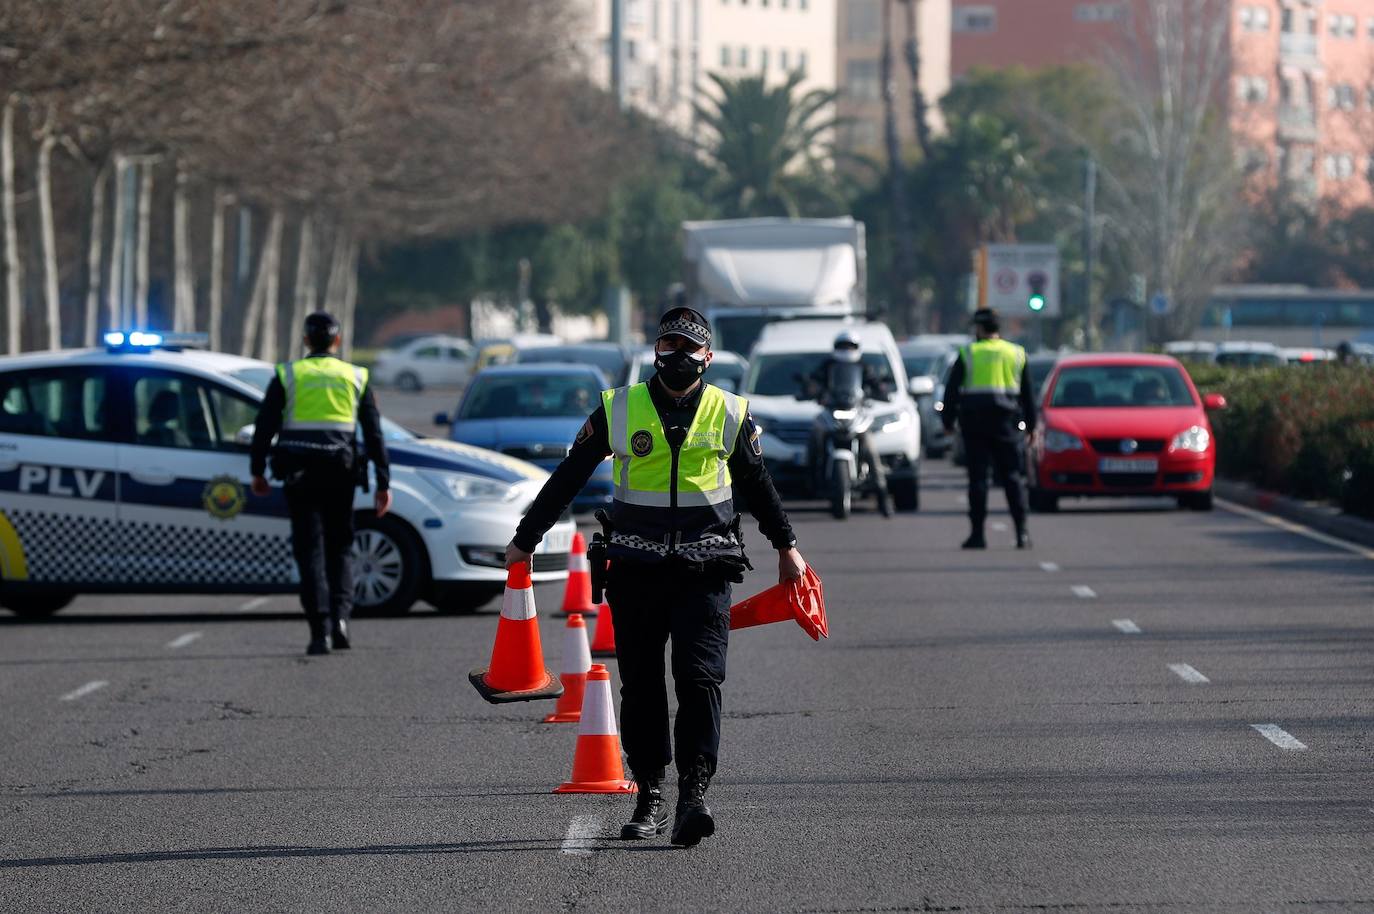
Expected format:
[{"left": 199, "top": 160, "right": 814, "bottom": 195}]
[{"left": 805, "top": 330, "right": 893, "bottom": 516}]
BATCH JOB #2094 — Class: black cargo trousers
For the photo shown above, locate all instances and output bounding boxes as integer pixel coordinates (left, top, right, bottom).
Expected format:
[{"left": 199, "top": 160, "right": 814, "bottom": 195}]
[
  {"left": 282, "top": 461, "right": 357, "bottom": 636},
  {"left": 606, "top": 559, "right": 732, "bottom": 781},
  {"left": 962, "top": 412, "right": 1029, "bottom": 533}
]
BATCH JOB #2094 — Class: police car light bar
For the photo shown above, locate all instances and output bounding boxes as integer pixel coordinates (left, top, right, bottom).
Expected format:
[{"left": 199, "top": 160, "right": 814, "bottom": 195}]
[{"left": 104, "top": 330, "right": 210, "bottom": 351}]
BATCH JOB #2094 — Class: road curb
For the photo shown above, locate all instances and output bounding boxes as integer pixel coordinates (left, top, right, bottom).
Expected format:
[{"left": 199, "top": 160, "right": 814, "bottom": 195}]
[{"left": 1214, "top": 478, "right": 1374, "bottom": 551}]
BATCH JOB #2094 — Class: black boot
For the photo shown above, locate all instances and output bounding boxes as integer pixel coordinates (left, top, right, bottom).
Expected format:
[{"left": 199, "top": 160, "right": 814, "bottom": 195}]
[
  {"left": 330, "top": 618, "right": 351, "bottom": 650},
  {"left": 1016, "top": 529, "right": 1032, "bottom": 550},
  {"left": 620, "top": 776, "right": 669, "bottom": 840},
  {"left": 961, "top": 530, "right": 987, "bottom": 550},
  {"left": 670, "top": 760, "right": 715, "bottom": 848},
  {"left": 306, "top": 618, "right": 331, "bottom": 655}
]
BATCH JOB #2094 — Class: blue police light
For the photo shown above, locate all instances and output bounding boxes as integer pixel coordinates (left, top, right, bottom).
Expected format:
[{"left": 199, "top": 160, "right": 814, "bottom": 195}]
[
  {"left": 103, "top": 331, "right": 126, "bottom": 347},
  {"left": 104, "top": 329, "right": 207, "bottom": 352},
  {"left": 129, "top": 331, "right": 164, "bottom": 347}
]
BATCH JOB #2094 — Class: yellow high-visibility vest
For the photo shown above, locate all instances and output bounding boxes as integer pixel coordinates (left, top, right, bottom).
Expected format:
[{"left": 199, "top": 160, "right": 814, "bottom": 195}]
[{"left": 276, "top": 357, "right": 368, "bottom": 432}]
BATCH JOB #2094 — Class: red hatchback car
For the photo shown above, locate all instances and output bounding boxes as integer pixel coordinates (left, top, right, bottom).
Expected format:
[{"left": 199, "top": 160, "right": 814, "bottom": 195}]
[{"left": 1029, "top": 354, "right": 1226, "bottom": 512}]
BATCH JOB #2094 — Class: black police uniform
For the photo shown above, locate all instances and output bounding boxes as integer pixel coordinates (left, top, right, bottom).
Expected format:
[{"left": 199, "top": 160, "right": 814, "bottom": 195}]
[
  {"left": 512, "top": 374, "right": 795, "bottom": 820},
  {"left": 941, "top": 347, "right": 1036, "bottom": 543},
  {"left": 250, "top": 352, "right": 390, "bottom": 651}
]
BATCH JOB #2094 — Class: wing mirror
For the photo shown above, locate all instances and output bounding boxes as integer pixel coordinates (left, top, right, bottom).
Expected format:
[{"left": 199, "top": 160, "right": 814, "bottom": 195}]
[
  {"left": 234, "top": 424, "right": 255, "bottom": 447},
  {"left": 1203, "top": 393, "right": 1227, "bottom": 411},
  {"left": 433, "top": 412, "right": 451, "bottom": 426},
  {"left": 909, "top": 376, "right": 935, "bottom": 398}
]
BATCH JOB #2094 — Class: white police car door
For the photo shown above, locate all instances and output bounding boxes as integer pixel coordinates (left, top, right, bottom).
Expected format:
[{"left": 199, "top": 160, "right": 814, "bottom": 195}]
[
  {"left": 114, "top": 367, "right": 296, "bottom": 589},
  {"left": 0, "top": 365, "right": 122, "bottom": 588}
]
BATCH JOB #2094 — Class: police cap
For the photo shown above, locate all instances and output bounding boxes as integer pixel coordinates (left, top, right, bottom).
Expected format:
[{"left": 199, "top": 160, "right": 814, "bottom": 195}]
[{"left": 657, "top": 307, "right": 711, "bottom": 348}]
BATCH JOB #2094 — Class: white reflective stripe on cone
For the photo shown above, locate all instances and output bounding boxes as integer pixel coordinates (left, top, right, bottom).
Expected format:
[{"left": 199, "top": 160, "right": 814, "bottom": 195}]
[
  {"left": 563, "top": 623, "right": 592, "bottom": 675},
  {"left": 578, "top": 677, "right": 617, "bottom": 736},
  {"left": 501, "top": 584, "right": 537, "bottom": 621},
  {"left": 569, "top": 551, "right": 590, "bottom": 572}
]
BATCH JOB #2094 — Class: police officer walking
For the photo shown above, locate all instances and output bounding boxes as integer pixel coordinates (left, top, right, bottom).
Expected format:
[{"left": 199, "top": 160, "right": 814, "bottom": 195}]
[
  {"left": 941, "top": 308, "right": 1036, "bottom": 550},
  {"left": 505, "top": 307, "right": 806, "bottom": 847},
  {"left": 250, "top": 312, "right": 392, "bottom": 655}
]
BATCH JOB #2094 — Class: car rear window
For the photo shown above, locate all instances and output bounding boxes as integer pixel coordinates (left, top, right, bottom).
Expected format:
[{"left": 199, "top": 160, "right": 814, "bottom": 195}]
[
  {"left": 459, "top": 373, "right": 601, "bottom": 419},
  {"left": 1050, "top": 365, "right": 1195, "bottom": 408}
]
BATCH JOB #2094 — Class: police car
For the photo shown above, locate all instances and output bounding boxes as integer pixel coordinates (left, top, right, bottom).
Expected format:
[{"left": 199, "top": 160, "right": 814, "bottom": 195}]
[{"left": 0, "top": 333, "right": 575, "bottom": 618}]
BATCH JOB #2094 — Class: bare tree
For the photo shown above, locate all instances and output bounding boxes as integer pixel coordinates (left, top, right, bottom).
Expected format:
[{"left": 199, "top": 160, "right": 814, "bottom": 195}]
[
  {"left": 899, "top": 0, "right": 934, "bottom": 161},
  {"left": 83, "top": 163, "right": 108, "bottom": 346},
  {"left": 208, "top": 189, "right": 229, "bottom": 350},
  {"left": 2, "top": 96, "right": 21, "bottom": 354},
  {"left": 881, "top": 0, "right": 921, "bottom": 332},
  {"left": 172, "top": 165, "right": 195, "bottom": 332}
]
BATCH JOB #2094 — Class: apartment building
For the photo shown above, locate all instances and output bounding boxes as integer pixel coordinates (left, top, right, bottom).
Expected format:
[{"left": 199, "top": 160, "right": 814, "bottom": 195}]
[
  {"left": 949, "top": 0, "right": 1374, "bottom": 207},
  {"left": 835, "top": 0, "right": 952, "bottom": 155},
  {"left": 578, "top": 0, "right": 838, "bottom": 137}
]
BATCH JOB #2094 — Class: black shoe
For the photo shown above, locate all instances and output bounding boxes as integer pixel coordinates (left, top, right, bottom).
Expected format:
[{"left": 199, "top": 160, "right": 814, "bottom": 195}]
[
  {"left": 620, "top": 779, "right": 669, "bottom": 840},
  {"left": 306, "top": 636, "right": 331, "bottom": 655},
  {"left": 878, "top": 492, "right": 895, "bottom": 518},
  {"left": 670, "top": 760, "right": 715, "bottom": 848},
  {"left": 1016, "top": 530, "right": 1032, "bottom": 550},
  {"left": 330, "top": 619, "right": 351, "bottom": 650},
  {"left": 961, "top": 533, "right": 987, "bottom": 550}
]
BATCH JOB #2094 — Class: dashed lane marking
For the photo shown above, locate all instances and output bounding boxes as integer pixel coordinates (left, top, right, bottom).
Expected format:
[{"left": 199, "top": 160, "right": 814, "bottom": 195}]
[
  {"left": 1168, "top": 663, "right": 1210, "bottom": 684},
  {"left": 1040, "top": 562, "right": 1060, "bottom": 573},
  {"left": 238, "top": 597, "right": 270, "bottom": 612},
  {"left": 166, "top": 632, "right": 203, "bottom": 650},
  {"left": 561, "top": 814, "right": 601, "bottom": 856},
  {"left": 60, "top": 681, "right": 109, "bottom": 702},
  {"left": 1071, "top": 585, "right": 1097, "bottom": 599},
  {"left": 1219, "top": 499, "right": 1374, "bottom": 561},
  {"left": 1112, "top": 619, "right": 1142, "bottom": 634},
  {"left": 1251, "top": 724, "right": 1308, "bottom": 751}
]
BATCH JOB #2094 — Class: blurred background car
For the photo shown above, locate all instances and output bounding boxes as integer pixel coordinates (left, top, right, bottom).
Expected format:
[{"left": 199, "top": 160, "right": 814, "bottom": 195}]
[
  {"left": 371, "top": 335, "right": 473, "bottom": 391},
  {"left": 437, "top": 363, "right": 612, "bottom": 513},
  {"left": 626, "top": 347, "right": 750, "bottom": 393},
  {"left": 1163, "top": 340, "right": 1217, "bottom": 364},
  {"left": 1213, "top": 340, "right": 1283, "bottom": 367},
  {"left": 1280, "top": 347, "right": 1335, "bottom": 365},
  {"left": 517, "top": 341, "right": 632, "bottom": 387},
  {"left": 900, "top": 338, "right": 959, "bottom": 458},
  {"left": 473, "top": 334, "right": 562, "bottom": 371}
]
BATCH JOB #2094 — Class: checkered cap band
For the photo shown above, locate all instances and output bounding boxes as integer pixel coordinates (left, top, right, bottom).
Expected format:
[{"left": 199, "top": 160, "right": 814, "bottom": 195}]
[{"left": 657, "top": 317, "right": 711, "bottom": 346}]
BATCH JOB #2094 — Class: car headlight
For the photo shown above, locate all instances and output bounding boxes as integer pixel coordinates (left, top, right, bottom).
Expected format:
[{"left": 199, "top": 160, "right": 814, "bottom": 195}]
[
  {"left": 878, "top": 412, "right": 910, "bottom": 433},
  {"left": 1171, "top": 425, "right": 1211, "bottom": 453},
  {"left": 1044, "top": 428, "right": 1084, "bottom": 452},
  {"left": 420, "top": 470, "right": 521, "bottom": 503}
]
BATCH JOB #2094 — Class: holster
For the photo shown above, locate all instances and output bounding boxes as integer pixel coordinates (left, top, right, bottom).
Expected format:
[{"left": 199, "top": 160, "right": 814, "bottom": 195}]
[
  {"left": 355, "top": 443, "right": 370, "bottom": 494},
  {"left": 588, "top": 509, "right": 612, "bottom": 604}
]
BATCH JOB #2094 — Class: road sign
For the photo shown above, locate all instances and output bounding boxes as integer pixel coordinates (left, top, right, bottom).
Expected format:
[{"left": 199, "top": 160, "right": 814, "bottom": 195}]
[
  {"left": 1149, "top": 293, "right": 1171, "bottom": 316},
  {"left": 979, "top": 244, "right": 1061, "bottom": 316}
]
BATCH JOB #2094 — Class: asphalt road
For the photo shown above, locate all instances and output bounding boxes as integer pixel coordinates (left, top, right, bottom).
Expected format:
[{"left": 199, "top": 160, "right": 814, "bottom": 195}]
[{"left": 1, "top": 462, "right": 1371, "bottom": 913}]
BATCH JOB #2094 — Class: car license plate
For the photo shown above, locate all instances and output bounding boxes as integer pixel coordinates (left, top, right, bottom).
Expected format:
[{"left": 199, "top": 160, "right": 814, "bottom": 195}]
[
  {"left": 1099, "top": 457, "right": 1158, "bottom": 473},
  {"left": 542, "top": 530, "right": 573, "bottom": 554}
]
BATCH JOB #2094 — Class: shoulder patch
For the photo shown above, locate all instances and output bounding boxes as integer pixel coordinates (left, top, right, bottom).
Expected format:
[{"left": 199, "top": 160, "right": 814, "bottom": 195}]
[
  {"left": 575, "top": 418, "right": 593, "bottom": 445},
  {"left": 748, "top": 417, "right": 763, "bottom": 456}
]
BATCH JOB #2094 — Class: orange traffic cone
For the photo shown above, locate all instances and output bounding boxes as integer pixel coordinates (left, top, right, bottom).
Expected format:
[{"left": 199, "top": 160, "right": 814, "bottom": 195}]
[
  {"left": 553, "top": 663, "right": 635, "bottom": 794},
  {"left": 468, "top": 562, "right": 564, "bottom": 703},
  {"left": 589, "top": 600, "right": 617, "bottom": 658},
  {"left": 730, "top": 566, "right": 829, "bottom": 641},
  {"left": 542, "top": 613, "right": 592, "bottom": 723},
  {"left": 555, "top": 532, "right": 597, "bottom": 618}
]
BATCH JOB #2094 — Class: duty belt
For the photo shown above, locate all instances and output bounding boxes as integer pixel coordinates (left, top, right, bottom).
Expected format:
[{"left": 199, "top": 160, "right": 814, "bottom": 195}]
[{"left": 609, "top": 531, "right": 740, "bottom": 561}]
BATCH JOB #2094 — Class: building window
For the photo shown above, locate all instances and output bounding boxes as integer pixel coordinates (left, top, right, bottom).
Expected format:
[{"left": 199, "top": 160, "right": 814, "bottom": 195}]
[
  {"left": 720, "top": 44, "right": 731, "bottom": 67},
  {"left": 953, "top": 5, "right": 997, "bottom": 32},
  {"left": 845, "top": 59, "right": 881, "bottom": 101},
  {"left": 846, "top": 0, "right": 881, "bottom": 42},
  {"left": 1074, "top": 3, "right": 1124, "bottom": 22},
  {"left": 739, "top": 46, "right": 750, "bottom": 67},
  {"left": 1254, "top": 7, "right": 1270, "bottom": 30},
  {"left": 779, "top": 48, "right": 790, "bottom": 70},
  {"left": 1343, "top": 14, "right": 1357, "bottom": 36},
  {"left": 797, "top": 49, "right": 808, "bottom": 75},
  {"left": 1368, "top": 17, "right": 1374, "bottom": 38},
  {"left": 1236, "top": 75, "right": 1269, "bottom": 103},
  {"left": 1328, "top": 83, "right": 1357, "bottom": 111},
  {"left": 760, "top": 47, "right": 769, "bottom": 71},
  {"left": 1240, "top": 5, "right": 1270, "bottom": 31},
  {"left": 1366, "top": 84, "right": 1374, "bottom": 110},
  {"left": 1324, "top": 153, "right": 1355, "bottom": 179},
  {"left": 799, "top": 0, "right": 809, "bottom": 9}
]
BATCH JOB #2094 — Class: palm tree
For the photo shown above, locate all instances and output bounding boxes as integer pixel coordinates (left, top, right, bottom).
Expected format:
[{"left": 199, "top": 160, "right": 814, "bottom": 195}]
[{"left": 693, "top": 71, "right": 847, "bottom": 218}]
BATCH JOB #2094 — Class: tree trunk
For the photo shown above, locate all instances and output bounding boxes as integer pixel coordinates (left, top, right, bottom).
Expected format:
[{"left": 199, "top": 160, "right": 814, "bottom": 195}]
[
  {"left": 256, "top": 211, "right": 284, "bottom": 362},
  {"left": 134, "top": 161, "right": 153, "bottom": 328},
  {"left": 240, "top": 209, "right": 282, "bottom": 358},
  {"left": 322, "top": 228, "right": 350, "bottom": 315},
  {"left": 339, "top": 236, "right": 360, "bottom": 360},
  {"left": 37, "top": 131, "right": 60, "bottom": 350},
  {"left": 880, "top": 0, "right": 920, "bottom": 332},
  {"left": 2, "top": 97, "right": 23, "bottom": 354},
  {"left": 288, "top": 215, "right": 316, "bottom": 354},
  {"left": 209, "top": 190, "right": 228, "bottom": 351},
  {"left": 901, "top": 0, "right": 934, "bottom": 161},
  {"left": 106, "top": 156, "right": 128, "bottom": 330},
  {"left": 172, "top": 166, "right": 195, "bottom": 332},
  {"left": 83, "top": 164, "right": 108, "bottom": 347}
]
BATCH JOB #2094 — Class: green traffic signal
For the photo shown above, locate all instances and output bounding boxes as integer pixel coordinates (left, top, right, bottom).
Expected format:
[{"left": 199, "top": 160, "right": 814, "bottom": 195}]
[{"left": 1028, "top": 294, "right": 1046, "bottom": 312}]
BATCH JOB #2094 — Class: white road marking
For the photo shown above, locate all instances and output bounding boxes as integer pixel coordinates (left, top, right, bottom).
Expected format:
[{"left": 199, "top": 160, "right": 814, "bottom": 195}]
[
  {"left": 166, "top": 632, "right": 203, "bottom": 649},
  {"left": 1219, "top": 499, "right": 1374, "bottom": 561},
  {"left": 60, "top": 680, "right": 109, "bottom": 702},
  {"left": 561, "top": 814, "right": 601, "bottom": 856},
  {"left": 1071, "top": 585, "right": 1097, "bottom": 599},
  {"left": 1251, "top": 724, "right": 1308, "bottom": 751},
  {"left": 1112, "top": 619, "right": 1142, "bottom": 634},
  {"left": 238, "top": 597, "right": 269, "bottom": 612},
  {"left": 1168, "top": 663, "right": 1210, "bottom": 684},
  {"left": 1040, "top": 562, "right": 1060, "bottom": 573},
  {"left": 990, "top": 521, "right": 1009, "bottom": 532}
]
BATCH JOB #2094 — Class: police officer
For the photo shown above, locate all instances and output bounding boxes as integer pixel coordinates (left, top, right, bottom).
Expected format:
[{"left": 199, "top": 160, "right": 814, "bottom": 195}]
[
  {"left": 250, "top": 312, "right": 392, "bottom": 655},
  {"left": 505, "top": 307, "right": 806, "bottom": 847},
  {"left": 941, "top": 308, "right": 1035, "bottom": 550}
]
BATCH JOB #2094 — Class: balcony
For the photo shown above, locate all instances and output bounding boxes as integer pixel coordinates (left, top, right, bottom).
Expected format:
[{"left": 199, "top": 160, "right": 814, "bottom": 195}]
[
  {"left": 1278, "top": 104, "right": 1318, "bottom": 142},
  {"left": 1279, "top": 32, "right": 1319, "bottom": 68}
]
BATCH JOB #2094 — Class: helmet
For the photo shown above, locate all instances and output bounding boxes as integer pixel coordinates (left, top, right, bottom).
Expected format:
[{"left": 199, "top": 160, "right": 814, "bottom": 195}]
[{"left": 833, "top": 330, "right": 862, "bottom": 364}]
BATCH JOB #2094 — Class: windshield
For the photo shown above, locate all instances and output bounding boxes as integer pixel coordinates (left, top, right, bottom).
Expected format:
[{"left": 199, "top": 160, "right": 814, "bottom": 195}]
[
  {"left": 902, "top": 353, "right": 942, "bottom": 378},
  {"left": 1049, "top": 365, "right": 1196, "bottom": 408},
  {"left": 747, "top": 351, "right": 894, "bottom": 398},
  {"left": 1215, "top": 350, "right": 1282, "bottom": 367},
  {"left": 458, "top": 372, "right": 600, "bottom": 419},
  {"left": 229, "top": 367, "right": 415, "bottom": 440},
  {"left": 518, "top": 347, "right": 625, "bottom": 385},
  {"left": 1027, "top": 359, "right": 1057, "bottom": 399},
  {"left": 632, "top": 356, "right": 745, "bottom": 392}
]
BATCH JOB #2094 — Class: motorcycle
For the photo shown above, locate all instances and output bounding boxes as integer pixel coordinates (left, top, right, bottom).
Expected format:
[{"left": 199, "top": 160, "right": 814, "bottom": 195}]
[{"left": 807, "top": 362, "right": 892, "bottom": 520}]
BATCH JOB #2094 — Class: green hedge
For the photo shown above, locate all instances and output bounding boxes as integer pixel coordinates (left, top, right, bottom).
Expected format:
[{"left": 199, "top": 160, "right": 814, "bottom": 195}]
[{"left": 1188, "top": 365, "right": 1374, "bottom": 519}]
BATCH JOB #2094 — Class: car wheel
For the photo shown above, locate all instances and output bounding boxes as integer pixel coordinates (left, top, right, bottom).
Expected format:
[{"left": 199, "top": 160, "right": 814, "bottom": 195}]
[
  {"left": 351, "top": 515, "right": 426, "bottom": 616},
  {"left": 891, "top": 474, "right": 920, "bottom": 512},
  {"left": 1179, "top": 490, "right": 1214, "bottom": 512},
  {"left": 0, "top": 591, "right": 76, "bottom": 618},
  {"left": 396, "top": 371, "right": 421, "bottom": 392},
  {"left": 431, "top": 584, "right": 504, "bottom": 615},
  {"left": 1029, "top": 489, "right": 1059, "bottom": 513}
]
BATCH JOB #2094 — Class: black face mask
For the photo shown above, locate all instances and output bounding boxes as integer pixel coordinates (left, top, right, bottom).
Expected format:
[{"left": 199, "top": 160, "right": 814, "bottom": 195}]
[{"left": 655, "top": 348, "right": 707, "bottom": 390}]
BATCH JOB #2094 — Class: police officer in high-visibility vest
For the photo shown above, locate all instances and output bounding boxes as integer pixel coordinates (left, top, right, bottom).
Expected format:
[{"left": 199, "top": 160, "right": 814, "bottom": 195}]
[
  {"left": 941, "top": 308, "right": 1036, "bottom": 550},
  {"left": 250, "top": 312, "right": 392, "bottom": 655},
  {"left": 506, "top": 307, "right": 806, "bottom": 847}
]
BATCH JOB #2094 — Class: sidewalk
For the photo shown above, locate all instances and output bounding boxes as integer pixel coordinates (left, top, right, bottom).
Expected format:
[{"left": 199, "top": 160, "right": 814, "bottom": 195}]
[{"left": 1214, "top": 477, "right": 1374, "bottom": 552}]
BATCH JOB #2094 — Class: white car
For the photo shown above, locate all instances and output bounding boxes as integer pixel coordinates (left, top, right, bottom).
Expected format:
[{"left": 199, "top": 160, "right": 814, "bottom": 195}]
[
  {"left": 744, "top": 319, "right": 921, "bottom": 511},
  {"left": 0, "top": 337, "right": 574, "bottom": 618},
  {"left": 371, "top": 335, "right": 473, "bottom": 391},
  {"left": 627, "top": 348, "right": 749, "bottom": 393}
]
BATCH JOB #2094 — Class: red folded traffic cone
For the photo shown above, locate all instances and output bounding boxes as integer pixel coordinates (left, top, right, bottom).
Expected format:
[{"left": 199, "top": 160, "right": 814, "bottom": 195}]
[
  {"left": 553, "top": 663, "right": 635, "bottom": 794},
  {"left": 468, "top": 562, "right": 563, "bottom": 703},
  {"left": 555, "top": 532, "right": 597, "bottom": 618},
  {"left": 542, "top": 613, "right": 592, "bottom": 723},
  {"left": 729, "top": 566, "right": 829, "bottom": 641},
  {"left": 589, "top": 600, "right": 617, "bottom": 658}
]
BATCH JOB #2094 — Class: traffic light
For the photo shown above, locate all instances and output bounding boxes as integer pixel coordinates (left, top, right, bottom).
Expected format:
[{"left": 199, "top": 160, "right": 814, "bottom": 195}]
[{"left": 1027, "top": 272, "right": 1048, "bottom": 312}]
